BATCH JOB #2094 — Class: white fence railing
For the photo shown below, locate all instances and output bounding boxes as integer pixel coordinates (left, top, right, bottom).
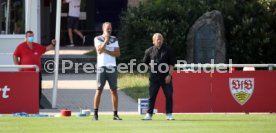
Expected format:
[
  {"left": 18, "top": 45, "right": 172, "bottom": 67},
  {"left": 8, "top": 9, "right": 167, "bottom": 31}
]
[
  {"left": 0, "top": 65, "right": 39, "bottom": 72},
  {"left": 175, "top": 64, "right": 276, "bottom": 71}
]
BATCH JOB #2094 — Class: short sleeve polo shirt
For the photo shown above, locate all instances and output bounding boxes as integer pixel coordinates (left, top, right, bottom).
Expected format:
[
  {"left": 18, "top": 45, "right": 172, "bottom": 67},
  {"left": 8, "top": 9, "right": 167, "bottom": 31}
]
[
  {"left": 94, "top": 36, "right": 119, "bottom": 67},
  {"left": 13, "top": 42, "right": 46, "bottom": 71}
]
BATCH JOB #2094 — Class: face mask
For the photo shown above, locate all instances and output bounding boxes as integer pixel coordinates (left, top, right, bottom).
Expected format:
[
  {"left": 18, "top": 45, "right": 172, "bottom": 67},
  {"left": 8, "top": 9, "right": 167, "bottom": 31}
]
[{"left": 28, "top": 37, "right": 34, "bottom": 43}]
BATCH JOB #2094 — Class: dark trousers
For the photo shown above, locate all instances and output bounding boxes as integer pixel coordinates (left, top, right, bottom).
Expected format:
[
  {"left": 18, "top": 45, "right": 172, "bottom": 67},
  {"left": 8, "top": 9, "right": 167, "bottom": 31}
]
[{"left": 147, "top": 81, "right": 173, "bottom": 114}]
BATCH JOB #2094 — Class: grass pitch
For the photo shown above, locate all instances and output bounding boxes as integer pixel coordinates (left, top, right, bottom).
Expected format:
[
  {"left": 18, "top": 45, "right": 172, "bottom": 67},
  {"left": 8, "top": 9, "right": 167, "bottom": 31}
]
[
  {"left": 1, "top": 114, "right": 276, "bottom": 133},
  {"left": 119, "top": 73, "right": 149, "bottom": 101}
]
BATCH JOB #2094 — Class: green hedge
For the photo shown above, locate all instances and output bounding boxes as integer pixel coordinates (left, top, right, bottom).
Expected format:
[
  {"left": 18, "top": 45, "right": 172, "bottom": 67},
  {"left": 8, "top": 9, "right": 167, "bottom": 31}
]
[{"left": 118, "top": 0, "right": 276, "bottom": 64}]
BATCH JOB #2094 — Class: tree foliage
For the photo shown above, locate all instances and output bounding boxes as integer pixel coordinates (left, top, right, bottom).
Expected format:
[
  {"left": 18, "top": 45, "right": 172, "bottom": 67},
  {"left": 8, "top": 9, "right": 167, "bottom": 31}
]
[{"left": 118, "top": 0, "right": 276, "bottom": 63}]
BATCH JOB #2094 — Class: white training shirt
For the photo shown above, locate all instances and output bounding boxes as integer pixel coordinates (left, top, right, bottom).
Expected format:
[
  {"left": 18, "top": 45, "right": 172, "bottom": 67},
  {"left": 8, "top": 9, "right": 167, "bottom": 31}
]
[
  {"left": 94, "top": 35, "right": 119, "bottom": 67},
  {"left": 66, "top": 0, "right": 81, "bottom": 17}
]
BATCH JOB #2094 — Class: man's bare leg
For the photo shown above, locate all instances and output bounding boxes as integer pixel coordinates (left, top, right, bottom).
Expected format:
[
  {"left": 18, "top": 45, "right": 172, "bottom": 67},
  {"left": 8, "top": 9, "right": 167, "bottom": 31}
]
[
  {"left": 110, "top": 89, "right": 118, "bottom": 111},
  {"left": 68, "top": 28, "right": 74, "bottom": 44},
  {"left": 93, "top": 89, "right": 103, "bottom": 120},
  {"left": 110, "top": 89, "right": 122, "bottom": 120}
]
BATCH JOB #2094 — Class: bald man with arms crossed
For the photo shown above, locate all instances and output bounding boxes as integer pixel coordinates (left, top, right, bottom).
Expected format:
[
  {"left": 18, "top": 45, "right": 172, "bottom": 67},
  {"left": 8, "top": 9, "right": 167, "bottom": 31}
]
[{"left": 93, "top": 22, "right": 122, "bottom": 121}]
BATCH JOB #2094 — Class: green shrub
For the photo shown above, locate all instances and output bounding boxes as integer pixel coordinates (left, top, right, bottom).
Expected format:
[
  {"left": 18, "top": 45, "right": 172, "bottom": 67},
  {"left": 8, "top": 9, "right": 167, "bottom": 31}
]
[{"left": 118, "top": 0, "right": 276, "bottom": 64}]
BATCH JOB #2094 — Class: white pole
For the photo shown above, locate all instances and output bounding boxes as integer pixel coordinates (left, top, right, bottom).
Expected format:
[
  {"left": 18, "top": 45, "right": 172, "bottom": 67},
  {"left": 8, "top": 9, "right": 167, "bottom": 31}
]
[
  {"left": 25, "top": 0, "right": 28, "bottom": 31},
  {"left": 25, "top": 0, "right": 32, "bottom": 31},
  {"left": 52, "top": 0, "right": 62, "bottom": 108},
  {"left": 5, "top": 0, "right": 10, "bottom": 34}
]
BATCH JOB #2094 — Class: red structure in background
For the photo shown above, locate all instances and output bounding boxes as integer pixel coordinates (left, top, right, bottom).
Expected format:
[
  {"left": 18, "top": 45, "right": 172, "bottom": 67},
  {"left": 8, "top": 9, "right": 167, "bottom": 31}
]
[
  {"left": 155, "top": 71, "right": 276, "bottom": 113},
  {"left": 0, "top": 72, "right": 39, "bottom": 114}
]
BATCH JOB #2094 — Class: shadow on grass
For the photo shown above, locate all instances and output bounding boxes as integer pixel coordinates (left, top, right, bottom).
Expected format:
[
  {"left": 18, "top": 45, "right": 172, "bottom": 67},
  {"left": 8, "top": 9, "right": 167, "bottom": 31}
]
[{"left": 41, "top": 94, "right": 52, "bottom": 109}]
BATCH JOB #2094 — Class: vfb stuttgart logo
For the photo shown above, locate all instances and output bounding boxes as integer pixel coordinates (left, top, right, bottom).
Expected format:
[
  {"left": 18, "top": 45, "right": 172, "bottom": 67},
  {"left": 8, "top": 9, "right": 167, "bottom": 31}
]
[{"left": 229, "top": 78, "right": 254, "bottom": 105}]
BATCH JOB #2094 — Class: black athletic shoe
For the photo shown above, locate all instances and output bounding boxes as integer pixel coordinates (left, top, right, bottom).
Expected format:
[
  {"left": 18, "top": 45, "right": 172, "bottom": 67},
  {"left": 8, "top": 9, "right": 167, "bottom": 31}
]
[
  {"left": 92, "top": 115, "right": 98, "bottom": 121},
  {"left": 113, "top": 115, "right": 122, "bottom": 120}
]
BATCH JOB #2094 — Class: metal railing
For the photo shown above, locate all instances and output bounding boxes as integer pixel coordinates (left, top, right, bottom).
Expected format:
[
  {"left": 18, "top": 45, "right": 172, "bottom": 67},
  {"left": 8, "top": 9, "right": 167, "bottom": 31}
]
[
  {"left": 175, "top": 64, "right": 276, "bottom": 71},
  {"left": 0, "top": 65, "right": 39, "bottom": 72}
]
